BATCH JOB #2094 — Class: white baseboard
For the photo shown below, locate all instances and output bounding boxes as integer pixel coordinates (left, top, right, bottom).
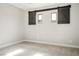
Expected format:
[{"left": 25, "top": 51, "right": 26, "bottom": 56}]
[
  {"left": 23, "top": 40, "right": 79, "bottom": 48},
  {"left": 0, "top": 40, "right": 23, "bottom": 49},
  {"left": 1, "top": 39, "right": 79, "bottom": 49}
]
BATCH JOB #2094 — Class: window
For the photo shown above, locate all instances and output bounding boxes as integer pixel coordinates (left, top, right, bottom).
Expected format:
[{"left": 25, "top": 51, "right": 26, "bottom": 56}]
[
  {"left": 29, "top": 5, "right": 70, "bottom": 25},
  {"left": 51, "top": 12, "right": 57, "bottom": 22},
  {"left": 38, "top": 14, "right": 42, "bottom": 23}
]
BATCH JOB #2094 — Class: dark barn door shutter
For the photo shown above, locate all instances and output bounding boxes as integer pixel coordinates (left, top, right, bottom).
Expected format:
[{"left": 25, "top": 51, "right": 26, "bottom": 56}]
[
  {"left": 28, "top": 11, "right": 36, "bottom": 25},
  {"left": 58, "top": 5, "right": 71, "bottom": 24}
]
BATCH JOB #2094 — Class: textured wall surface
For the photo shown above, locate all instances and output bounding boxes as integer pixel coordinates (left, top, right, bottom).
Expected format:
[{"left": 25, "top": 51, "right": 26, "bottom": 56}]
[{"left": 25, "top": 4, "right": 79, "bottom": 46}]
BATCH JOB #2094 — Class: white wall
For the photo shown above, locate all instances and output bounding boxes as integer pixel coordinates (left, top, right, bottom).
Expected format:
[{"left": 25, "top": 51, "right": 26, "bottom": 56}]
[
  {"left": 0, "top": 4, "right": 25, "bottom": 46},
  {"left": 25, "top": 3, "right": 79, "bottom": 47}
]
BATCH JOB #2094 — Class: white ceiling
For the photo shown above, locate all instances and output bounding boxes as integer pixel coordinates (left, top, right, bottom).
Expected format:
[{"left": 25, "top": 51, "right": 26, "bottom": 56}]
[{"left": 10, "top": 3, "right": 57, "bottom": 10}]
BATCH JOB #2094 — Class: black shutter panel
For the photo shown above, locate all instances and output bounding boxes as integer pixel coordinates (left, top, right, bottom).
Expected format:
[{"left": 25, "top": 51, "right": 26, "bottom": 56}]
[
  {"left": 28, "top": 11, "right": 36, "bottom": 25},
  {"left": 58, "top": 5, "right": 71, "bottom": 24}
]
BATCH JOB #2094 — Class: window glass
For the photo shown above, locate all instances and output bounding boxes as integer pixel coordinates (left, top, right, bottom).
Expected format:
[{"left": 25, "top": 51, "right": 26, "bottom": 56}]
[
  {"left": 52, "top": 13, "right": 56, "bottom": 21},
  {"left": 38, "top": 14, "right": 42, "bottom": 23},
  {"left": 38, "top": 14, "right": 42, "bottom": 20}
]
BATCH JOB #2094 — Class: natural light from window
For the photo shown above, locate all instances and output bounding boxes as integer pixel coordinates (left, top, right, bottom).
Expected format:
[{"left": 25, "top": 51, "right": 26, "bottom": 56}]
[
  {"left": 38, "top": 14, "right": 42, "bottom": 20},
  {"left": 52, "top": 13, "right": 57, "bottom": 21},
  {"left": 33, "top": 53, "right": 44, "bottom": 56},
  {"left": 5, "top": 49, "right": 24, "bottom": 56}
]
